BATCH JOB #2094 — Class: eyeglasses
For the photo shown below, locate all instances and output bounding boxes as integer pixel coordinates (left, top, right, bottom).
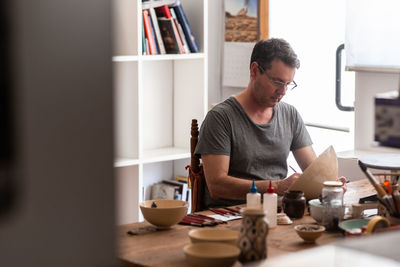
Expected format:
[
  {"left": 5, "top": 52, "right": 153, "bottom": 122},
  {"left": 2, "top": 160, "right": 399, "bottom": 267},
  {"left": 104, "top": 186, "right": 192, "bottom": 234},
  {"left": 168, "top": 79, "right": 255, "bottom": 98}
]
[{"left": 258, "top": 64, "right": 297, "bottom": 91}]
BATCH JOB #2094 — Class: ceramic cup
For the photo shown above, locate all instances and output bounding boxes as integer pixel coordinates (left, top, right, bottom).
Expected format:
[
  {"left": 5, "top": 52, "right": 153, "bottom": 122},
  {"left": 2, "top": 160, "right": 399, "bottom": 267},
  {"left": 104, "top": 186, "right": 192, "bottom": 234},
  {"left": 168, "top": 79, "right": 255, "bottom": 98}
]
[
  {"left": 282, "top": 190, "right": 306, "bottom": 219},
  {"left": 237, "top": 208, "right": 268, "bottom": 262}
]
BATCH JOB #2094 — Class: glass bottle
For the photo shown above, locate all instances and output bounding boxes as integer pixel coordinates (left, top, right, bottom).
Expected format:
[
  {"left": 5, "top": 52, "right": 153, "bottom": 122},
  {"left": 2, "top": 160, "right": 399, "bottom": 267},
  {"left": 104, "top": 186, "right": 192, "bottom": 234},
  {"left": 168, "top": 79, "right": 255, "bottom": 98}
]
[{"left": 321, "top": 181, "right": 344, "bottom": 231}]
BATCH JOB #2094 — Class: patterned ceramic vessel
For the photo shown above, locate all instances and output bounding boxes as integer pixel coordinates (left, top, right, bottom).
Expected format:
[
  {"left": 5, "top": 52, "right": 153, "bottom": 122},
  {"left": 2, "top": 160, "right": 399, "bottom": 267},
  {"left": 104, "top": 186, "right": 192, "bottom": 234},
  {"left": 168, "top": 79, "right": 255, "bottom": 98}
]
[{"left": 237, "top": 208, "right": 268, "bottom": 262}]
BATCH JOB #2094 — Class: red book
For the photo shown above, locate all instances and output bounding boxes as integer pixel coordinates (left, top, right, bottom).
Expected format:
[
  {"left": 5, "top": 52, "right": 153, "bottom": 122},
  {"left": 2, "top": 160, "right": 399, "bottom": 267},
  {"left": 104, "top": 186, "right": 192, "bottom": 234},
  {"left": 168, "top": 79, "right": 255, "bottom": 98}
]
[
  {"left": 142, "top": 9, "right": 156, "bottom": 55},
  {"left": 155, "top": 5, "right": 172, "bottom": 19}
]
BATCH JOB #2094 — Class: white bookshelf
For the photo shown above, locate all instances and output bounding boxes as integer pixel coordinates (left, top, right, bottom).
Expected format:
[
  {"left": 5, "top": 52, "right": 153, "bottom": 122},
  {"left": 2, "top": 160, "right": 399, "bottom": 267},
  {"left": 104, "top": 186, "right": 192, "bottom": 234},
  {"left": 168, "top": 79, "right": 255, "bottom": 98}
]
[{"left": 113, "top": 0, "right": 208, "bottom": 224}]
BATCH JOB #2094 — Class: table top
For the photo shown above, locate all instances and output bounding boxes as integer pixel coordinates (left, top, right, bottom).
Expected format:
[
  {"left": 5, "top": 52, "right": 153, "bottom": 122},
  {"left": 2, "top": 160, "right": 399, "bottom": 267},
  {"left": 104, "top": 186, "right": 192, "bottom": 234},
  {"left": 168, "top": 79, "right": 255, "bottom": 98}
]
[
  {"left": 117, "top": 179, "right": 375, "bottom": 267},
  {"left": 358, "top": 153, "right": 400, "bottom": 170}
]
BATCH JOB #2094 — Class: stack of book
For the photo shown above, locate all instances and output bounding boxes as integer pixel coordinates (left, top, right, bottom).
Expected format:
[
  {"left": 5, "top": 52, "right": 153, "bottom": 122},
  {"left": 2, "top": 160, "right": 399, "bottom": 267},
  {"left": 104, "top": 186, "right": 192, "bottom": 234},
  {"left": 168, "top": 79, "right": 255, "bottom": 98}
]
[
  {"left": 142, "top": 0, "right": 199, "bottom": 55},
  {"left": 151, "top": 177, "right": 189, "bottom": 202}
]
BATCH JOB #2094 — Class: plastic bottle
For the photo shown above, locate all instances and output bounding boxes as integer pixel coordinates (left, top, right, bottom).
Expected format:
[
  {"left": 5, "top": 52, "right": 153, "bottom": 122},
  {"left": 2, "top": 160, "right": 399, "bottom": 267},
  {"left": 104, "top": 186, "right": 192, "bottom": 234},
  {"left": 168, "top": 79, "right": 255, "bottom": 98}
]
[
  {"left": 263, "top": 180, "right": 277, "bottom": 228},
  {"left": 247, "top": 179, "right": 261, "bottom": 209}
]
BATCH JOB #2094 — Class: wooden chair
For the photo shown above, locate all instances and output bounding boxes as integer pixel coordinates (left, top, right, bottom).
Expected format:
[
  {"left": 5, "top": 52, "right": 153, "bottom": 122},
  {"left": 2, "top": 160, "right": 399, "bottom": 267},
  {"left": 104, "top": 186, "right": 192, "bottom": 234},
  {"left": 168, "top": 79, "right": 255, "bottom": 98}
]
[{"left": 185, "top": 119, "right": 206, "bottom": 213}]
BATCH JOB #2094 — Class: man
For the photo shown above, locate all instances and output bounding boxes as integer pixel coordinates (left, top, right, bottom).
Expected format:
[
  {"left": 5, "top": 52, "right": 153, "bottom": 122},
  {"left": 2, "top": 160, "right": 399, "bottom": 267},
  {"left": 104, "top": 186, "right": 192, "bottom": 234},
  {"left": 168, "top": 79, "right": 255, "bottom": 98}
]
[{"left": 195, "top": 38, "right": 344, "bottom": 208}]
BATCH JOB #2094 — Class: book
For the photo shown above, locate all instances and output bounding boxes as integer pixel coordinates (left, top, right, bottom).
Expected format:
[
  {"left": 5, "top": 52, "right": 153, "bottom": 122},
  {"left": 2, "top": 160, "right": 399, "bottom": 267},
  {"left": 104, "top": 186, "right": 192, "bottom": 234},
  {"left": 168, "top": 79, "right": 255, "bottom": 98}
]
[
  {"left": 151, "top": 183, "right": 176, "bottom": 200},
  {"left": 157, "top": 18, "right": 182, "bottom": 54},
  {"left": 155, "top": 5, "right": 172, "bottom": 19},
  {"left": 142, "top": 9, "right": 157, "bottom": 55},
  {"left": 162, "top": 180, "right": 188, "bottom": 201},
  {"left": 176, "top": 175, "right": 188, "bottom": 183},
  {"left": 149, "top": 7, "right": 166, "bottom": 54},
  {"left": 142, "top": 19, "right": 146, "bottom": 54},
  {"left": 170, "top": 8, "right": 190, "bottom": 54},
  {"left": 172, "top": 2, "right": 199, "bottom": 53},
  {"left": 148, "top": 13, "right": 160, "bottom": 54}
]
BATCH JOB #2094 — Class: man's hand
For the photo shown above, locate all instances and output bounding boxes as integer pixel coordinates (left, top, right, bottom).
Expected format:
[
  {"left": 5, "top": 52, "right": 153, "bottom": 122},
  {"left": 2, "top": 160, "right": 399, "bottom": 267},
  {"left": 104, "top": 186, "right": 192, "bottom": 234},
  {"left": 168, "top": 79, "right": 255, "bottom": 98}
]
[
  {"left": 276, "top": 173, "right": 301, "bottom": 195},
  {"left": 338, "top": 176, "right": 347, "bottom": 193}
]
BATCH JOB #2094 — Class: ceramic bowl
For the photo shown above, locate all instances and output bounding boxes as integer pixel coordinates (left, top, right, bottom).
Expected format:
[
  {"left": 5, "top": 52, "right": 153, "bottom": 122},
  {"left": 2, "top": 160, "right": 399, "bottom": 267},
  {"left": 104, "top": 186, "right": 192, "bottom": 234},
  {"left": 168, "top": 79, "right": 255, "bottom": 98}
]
[
  {"left": 308, "top": 199, "right": 323, "bottom": 223},
  {"left": 294, "top": 224, "right": 325, "bottom": 243},
  {"left": 183, "top": 242, "right": 240, "bottom": 267},
  {"left": 140, "top": 199, "right": 188, "bottom": 228},
  {"left": 338, "top": 218, "right": 370, "bottom": 234},
  {"left": 188, "top": 228, "right": 239, "bottom": 246}
]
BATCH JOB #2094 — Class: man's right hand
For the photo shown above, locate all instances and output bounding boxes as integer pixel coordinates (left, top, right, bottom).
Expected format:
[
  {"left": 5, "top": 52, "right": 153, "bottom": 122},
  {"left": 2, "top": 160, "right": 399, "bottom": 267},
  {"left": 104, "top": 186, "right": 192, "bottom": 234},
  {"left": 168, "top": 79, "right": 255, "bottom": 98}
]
[{"left": 276, "top": 173, "right": 301, "bottom": 195}]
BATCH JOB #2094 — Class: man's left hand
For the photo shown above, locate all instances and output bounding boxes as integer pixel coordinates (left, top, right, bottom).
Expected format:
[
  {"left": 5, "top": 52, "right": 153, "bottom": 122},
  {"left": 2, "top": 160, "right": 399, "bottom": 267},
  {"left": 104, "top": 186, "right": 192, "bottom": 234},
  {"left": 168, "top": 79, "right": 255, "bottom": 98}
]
[{"left": 338, "top": 176, "right": 347, "bottom": 193}]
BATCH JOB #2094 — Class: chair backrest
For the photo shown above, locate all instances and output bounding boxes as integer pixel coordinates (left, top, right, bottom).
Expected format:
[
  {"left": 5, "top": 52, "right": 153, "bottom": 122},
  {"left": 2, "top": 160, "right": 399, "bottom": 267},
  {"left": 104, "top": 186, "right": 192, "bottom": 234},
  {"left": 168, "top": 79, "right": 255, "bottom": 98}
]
[{"left": 187, "top": 119, "right": 206, "bottom": 213}]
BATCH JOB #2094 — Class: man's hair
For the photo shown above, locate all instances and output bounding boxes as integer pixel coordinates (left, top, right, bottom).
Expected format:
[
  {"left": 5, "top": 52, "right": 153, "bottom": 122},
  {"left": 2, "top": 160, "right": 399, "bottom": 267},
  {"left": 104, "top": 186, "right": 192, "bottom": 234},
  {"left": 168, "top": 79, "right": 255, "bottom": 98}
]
[{"left": 250, "top": 38, "right": 300, "bottom": 70}]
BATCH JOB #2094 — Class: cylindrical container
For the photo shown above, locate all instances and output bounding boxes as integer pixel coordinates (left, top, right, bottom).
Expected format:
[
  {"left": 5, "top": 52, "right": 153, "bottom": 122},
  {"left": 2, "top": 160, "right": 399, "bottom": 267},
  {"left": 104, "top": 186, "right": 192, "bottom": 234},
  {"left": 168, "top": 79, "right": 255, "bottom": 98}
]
[
  {"left": 263, "top": 181, "right": 277, "bottom": 228},
  {"left": 321, "top": 181, "right": 344, "bottom": 231},
  {"left": 282, "top": 190, "right": 306, "bottom": 219},
  {"left": 237, "top": 208, "right": 268, "bottom": 262}
]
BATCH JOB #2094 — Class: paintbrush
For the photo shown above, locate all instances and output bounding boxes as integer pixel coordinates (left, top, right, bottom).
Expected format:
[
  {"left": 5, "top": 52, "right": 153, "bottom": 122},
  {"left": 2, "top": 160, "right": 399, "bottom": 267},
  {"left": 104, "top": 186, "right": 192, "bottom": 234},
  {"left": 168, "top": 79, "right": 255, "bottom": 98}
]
[{"left": 359, "top": 161, "right": 387, "bottom": 198}]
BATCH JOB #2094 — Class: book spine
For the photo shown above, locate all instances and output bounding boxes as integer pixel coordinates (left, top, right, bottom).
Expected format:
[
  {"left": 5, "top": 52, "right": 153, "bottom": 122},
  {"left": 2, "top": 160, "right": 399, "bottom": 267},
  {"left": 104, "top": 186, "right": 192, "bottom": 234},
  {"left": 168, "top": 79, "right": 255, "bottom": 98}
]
[
  {"left": 173, "top": 3, "right": 199, "bottom": 53},
  {"left": 149, "top": 8, "right": 166, "bottom": 54},
  {"left": 156, "top": 5, "right": 172, "bottom": 19},
  {"left": 157, "top": 18, "right": 181, "bottom": 54},
  {"left": 169, "top": 17, "right": 184, "bottom": 54},
  {"left": 148, "top": 14, "right": 160, "bottom": 54},
  {"left": 170, "top": 8, "right": 190, "bottom": 54},
  {"left": 142, "top": 9, "right": 156, "bottom": 55},
  {"left": 142, "top": 14, "right": 146, "bottom": 54}
]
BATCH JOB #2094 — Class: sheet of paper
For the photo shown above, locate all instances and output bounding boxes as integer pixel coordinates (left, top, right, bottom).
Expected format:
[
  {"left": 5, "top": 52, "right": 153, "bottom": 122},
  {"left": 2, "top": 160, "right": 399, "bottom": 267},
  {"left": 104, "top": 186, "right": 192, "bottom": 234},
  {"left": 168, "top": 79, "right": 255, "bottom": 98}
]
[
  {"left": 289, "top": 145, "right": 338, "bottom": 200},
  {"left": 208, "top": 214, "right": 242, "bottom": 222}
]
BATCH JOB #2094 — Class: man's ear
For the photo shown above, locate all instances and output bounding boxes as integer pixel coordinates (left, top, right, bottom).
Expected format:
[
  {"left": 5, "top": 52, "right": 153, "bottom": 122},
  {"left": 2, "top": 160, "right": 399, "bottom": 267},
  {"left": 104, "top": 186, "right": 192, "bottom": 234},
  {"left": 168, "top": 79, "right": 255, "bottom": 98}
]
[{"left": 250, "top": 62, "right": 259, "bottom": 79}]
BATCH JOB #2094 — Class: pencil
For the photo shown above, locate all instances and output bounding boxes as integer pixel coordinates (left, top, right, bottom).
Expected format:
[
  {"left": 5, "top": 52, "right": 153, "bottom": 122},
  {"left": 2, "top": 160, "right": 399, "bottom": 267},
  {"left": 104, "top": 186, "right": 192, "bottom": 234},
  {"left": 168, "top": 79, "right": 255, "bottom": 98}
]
[{"left": 289, "top": 165, "right": 297, "bottom": 173}]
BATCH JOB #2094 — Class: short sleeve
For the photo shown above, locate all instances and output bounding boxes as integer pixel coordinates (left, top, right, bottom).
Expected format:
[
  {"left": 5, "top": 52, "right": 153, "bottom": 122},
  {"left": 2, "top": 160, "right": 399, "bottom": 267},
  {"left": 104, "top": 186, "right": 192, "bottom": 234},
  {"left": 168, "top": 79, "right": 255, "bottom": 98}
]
[
  {"left": 194, "top": 109, "right": 232, "bottom": 157},
  {"left": 290, "top": 107, "right": 313, "bottom": 151}
]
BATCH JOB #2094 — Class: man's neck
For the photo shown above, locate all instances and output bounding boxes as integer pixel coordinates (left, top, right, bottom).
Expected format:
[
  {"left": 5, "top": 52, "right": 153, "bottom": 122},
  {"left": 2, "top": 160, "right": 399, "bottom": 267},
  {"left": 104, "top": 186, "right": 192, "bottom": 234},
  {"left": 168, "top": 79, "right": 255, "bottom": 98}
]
[{"left": 235, "top": 89, "right": 274, "bottom": 124}]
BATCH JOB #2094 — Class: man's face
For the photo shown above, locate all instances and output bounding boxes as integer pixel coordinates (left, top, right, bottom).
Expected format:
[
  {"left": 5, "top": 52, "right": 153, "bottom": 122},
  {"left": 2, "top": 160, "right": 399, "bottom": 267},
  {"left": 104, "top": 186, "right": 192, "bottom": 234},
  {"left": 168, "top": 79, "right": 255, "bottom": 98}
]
[{"left": 251, "top": 59, "right": 296, "bottom": 108}]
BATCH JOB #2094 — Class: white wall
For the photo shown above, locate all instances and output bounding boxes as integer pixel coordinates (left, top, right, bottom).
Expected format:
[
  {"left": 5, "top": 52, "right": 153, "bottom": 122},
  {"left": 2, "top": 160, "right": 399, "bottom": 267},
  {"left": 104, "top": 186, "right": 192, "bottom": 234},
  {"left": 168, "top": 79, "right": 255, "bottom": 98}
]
[
  {"left": 0, "top": 1, "right": 115, "bottom": 266},
  {"left": 208, "top": 1, "right": 225, "bottom": 106}
]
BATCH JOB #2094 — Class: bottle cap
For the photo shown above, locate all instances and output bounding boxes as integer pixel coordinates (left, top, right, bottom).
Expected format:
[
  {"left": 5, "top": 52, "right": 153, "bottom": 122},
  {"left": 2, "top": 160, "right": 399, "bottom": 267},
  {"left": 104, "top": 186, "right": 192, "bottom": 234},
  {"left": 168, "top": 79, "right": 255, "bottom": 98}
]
[
  {"left": 266, "top": 180, "right": 275, "bottom": 193},
  {"left": 250, "top": 179, "right": 258, "bottom": 193}
]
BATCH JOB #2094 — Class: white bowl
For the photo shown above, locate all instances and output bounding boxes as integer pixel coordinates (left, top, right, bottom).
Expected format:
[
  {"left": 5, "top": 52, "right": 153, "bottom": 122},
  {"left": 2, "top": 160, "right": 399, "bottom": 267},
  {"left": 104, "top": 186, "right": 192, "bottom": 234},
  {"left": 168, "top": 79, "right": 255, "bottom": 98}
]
[
  {"left": 184, "top": 242, "right": 240, "bottom": 267},
  {"left": 188, "top": 228, "right": 239, "bottom": 246},
  {"left": 308, "top": 199, "right": 323, "bottom": 223}
]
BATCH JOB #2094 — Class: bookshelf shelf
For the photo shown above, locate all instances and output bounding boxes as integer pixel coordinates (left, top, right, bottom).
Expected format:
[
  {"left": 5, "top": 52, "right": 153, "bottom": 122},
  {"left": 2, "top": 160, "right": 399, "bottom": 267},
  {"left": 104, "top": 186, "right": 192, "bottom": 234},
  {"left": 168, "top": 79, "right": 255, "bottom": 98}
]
[
  {"left": 142, "top": 147, "right": 190, "bottom": 164},
  {"left": 113, "top": 0, "right": 208, "bottom": 224},
  {"left": 113, "top": 53, "right": 205, "bottom": 63}
]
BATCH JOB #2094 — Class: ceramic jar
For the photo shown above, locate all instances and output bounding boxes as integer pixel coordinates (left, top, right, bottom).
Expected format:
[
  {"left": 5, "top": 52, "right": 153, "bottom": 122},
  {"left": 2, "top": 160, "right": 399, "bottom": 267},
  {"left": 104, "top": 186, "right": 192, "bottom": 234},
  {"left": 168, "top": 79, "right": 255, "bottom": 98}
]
[
  {"left": 282, "top": 190, "right": 306, "bottom": 219},
  {"left": 237, "top": 208, "right": 268, "bottom": 262},
  {"left": 321, "top": 181, "right": 344, "bottom": 231}
]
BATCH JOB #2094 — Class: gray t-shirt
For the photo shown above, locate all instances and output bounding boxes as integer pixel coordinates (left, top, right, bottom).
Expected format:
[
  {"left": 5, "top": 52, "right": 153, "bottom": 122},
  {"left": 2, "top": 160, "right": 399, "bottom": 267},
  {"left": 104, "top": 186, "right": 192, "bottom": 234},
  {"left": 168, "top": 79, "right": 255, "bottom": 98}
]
[{"left": 195, "top": 96, "right": 312, "bottom": 208}]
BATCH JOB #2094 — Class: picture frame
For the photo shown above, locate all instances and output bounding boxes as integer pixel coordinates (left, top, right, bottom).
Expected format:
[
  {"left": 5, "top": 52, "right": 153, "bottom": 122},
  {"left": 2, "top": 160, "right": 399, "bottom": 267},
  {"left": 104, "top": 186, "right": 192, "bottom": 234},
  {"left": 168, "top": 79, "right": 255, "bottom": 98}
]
[{"left": 224, "top": 0, "right": 269, "bottom": 43}]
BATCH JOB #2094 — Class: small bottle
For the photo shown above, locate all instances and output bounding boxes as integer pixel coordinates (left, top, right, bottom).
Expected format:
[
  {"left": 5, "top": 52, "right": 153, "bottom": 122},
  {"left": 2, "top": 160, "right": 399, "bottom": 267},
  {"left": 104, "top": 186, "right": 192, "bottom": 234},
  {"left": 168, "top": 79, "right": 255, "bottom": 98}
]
[
  {"left": 247, "top": 179, "right": 261, "bottom": 209},
  {"left": 263, "top": 180, "right": 277, "bottom": 228}
]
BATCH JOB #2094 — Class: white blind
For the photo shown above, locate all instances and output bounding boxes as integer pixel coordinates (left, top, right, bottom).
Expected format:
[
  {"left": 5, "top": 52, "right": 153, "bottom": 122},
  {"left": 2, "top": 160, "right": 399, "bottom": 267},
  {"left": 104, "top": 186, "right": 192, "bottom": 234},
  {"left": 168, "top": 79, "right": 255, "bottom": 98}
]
[{"left": 345, "top": 0, "right": 400, "bottom": 71}]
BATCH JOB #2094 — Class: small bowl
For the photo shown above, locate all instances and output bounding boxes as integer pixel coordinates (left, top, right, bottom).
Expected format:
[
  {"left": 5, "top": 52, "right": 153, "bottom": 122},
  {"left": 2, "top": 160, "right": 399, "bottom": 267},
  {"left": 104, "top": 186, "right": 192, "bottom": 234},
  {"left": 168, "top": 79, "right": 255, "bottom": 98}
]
[
  {"left": 294, "top": 224, "right": 325, "bottom": 243},
  {"left": 140, "top": 199, "right": 188, "bottom": 229},
  {"left": 188, "top": 228, "right": 239, "bottom": 246},
  {"left": 308, "top": 199, "right": 323, "bottom": 223},
  {"left": 338, "top": 218, "right": 370, "bottom": 234},
  {"left": 183, "top": 242, "right": 240, "bottom": 267}
]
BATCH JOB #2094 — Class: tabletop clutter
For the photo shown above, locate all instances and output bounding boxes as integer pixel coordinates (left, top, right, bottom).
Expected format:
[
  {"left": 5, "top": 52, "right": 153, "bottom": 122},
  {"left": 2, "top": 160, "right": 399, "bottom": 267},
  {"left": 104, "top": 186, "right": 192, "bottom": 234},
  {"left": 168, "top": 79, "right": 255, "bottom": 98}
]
[{"left": 134, "top": 150, "right": 400, "bottom": 266}]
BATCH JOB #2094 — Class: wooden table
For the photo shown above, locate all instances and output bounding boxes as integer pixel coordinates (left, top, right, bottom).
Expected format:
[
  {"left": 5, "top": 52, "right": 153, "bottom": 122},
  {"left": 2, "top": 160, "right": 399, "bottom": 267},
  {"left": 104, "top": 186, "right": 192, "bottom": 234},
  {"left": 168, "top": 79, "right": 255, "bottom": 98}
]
[{"left": 117, "top": 179, "right": 375, "bottom": 267}]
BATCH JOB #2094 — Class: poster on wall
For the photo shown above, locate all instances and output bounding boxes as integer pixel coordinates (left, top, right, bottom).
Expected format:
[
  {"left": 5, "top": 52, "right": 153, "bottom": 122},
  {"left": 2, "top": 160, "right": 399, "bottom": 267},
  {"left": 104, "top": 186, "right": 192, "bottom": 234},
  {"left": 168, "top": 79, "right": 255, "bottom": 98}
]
[{"left": 223, "top": 0, "right": 268, "bottom": 88}]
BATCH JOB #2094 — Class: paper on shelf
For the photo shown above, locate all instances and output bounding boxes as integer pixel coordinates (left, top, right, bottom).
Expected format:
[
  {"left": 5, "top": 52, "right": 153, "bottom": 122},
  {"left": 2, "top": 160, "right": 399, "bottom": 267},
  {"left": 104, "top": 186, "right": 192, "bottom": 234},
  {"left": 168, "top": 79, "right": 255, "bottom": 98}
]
[{"left": 289, "top": 145, "right": 338, "bottom": 200}]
